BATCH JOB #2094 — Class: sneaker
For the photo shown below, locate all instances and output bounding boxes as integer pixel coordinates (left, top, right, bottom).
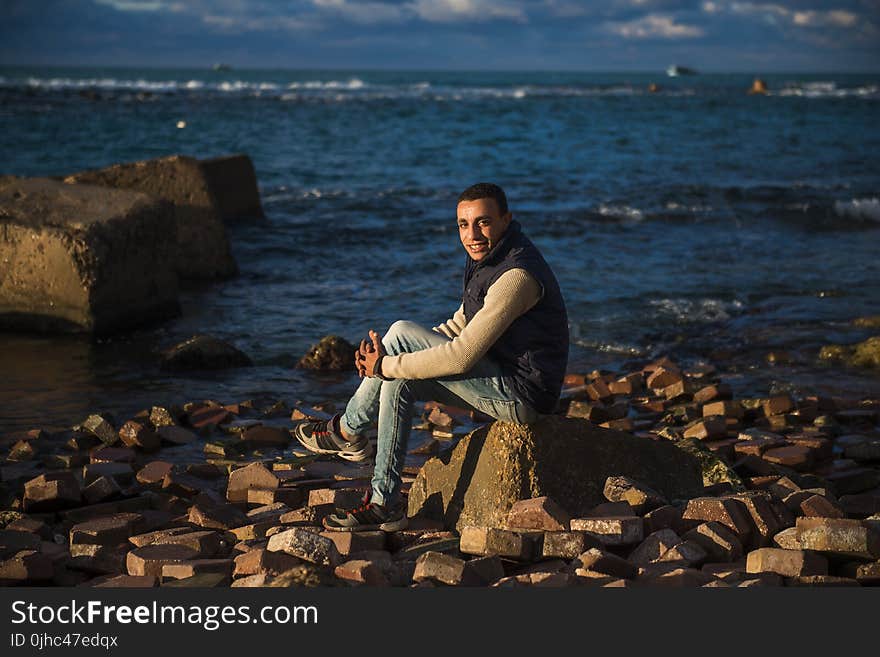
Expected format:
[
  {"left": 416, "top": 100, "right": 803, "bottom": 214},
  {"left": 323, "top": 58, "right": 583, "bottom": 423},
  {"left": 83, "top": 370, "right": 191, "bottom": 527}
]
[
  {"left": 294, "top": 414, "right": 373, "bottom": 462},
  {"left": 323, "top": 498, "right": 409, "bottom": 533}
]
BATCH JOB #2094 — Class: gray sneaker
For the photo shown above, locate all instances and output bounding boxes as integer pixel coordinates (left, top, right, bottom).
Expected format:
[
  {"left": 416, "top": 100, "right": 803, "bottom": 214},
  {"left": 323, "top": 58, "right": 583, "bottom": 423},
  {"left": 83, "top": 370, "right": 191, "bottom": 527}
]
[
  {"left": 323, "top": 497, "right": 408, "bottom": 532},
  {"left": 293, "top": 414, "right": 373, "bottom": 462}
]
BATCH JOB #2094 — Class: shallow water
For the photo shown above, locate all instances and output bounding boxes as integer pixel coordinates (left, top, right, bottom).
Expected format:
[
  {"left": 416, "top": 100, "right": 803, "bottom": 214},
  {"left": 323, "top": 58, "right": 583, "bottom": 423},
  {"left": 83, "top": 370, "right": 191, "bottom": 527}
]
[{"left": 1, "top": 68, "right": 879, "bottom": 432}]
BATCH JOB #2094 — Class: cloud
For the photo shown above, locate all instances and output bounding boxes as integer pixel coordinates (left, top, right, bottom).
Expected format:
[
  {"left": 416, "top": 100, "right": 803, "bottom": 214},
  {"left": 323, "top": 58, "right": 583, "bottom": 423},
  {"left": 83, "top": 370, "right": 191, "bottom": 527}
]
[
  {"left": 312, "top": 0, "right": 407, "bottom": 24},
  {"left": 704, "top": 2, "right": 864, "bottom": 29},
  {"left": 408, "top": 0, "right": 527, "bottom": 23},
  {"left": 793, "top": 9, "right": 858, "bottom": 27},
  {"left": 606, "top": 13, "right": 704, "bottom": 38}
]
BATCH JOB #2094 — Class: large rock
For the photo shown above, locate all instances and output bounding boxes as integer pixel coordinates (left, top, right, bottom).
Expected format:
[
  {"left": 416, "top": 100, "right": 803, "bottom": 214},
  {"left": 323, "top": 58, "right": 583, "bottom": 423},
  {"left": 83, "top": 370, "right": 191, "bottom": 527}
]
[
  {"left": 199, "top": 154, "right": 264, "bottom": 221},
  {"left": 297, "top": 335, "right": 356, "bottom": 371},
  {"left": 407, "top": 417, "right": 705, "bottom": 531},
  {"left": 160, "top": 334, "right": 253, "bottom": 371},
  {"left": 0, "top": 177, "right": 179, "bottom": 334},
  {"left": 64, "top": 155, "right": 239, "bottom": 280}
]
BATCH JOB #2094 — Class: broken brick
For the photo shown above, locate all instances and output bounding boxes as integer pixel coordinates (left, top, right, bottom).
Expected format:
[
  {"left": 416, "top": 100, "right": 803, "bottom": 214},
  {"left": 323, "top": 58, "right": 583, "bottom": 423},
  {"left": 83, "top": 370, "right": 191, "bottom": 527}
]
[
  {"left": 413, "top": 551, "right": 479, "bottom": 586},
  {"left": 23, "top": 472, "right": 81, "bottom": 512},
  {"left": 703, "top": 400, "right": 744, "bottom": 419},
  {"left": 603, "top": 476, "right": 667, "bottom": 514},
  {"left": 233, "top": 548, "right": 302, "bottom": 577},
  {"left": 683, "top": 416, "right": 728, "bottom": 441},
  {"left": 82, "top": 475, "right": 122, "bottom": 505},
  {"left": 542, "top": 531, "right": 598, "bottom": 560},
  {"left": 576, "top": 547, "right": 638, "bottom": 579},
  {"left": 156, "top": 425, "right": 197, "bottom": 446},
  {"left": 762, "top": 445, "right": 814, "bottom": 471},
  {"left": 188, "top": 503, "right": 249, "bottom": 530},
  {"left": 162, "top": 558, "right": 233, "bottom": 581},
  {"left": 505, "top": 496, "right": 571, "bottom": 531},
  {"left": 795, "top": 517, "right": 880, "bottom": 559},
  {"left": 763, "top": 395, "right": 795, "bottom": 417},
  {"left": 0, "top": 550, "right": 54, "bottom": 583},
  {"left": 459, "top": 526, "right": 532, "bottom": 560},
  {"left": 242, "top": 425, "right": 291, "bottom": 447},
  {"left": 136, "top": 461, "right": 173, "bottom": 486},
  {"left": 267, "top": 528, "right": 341, "bottom": 567},
  {"left": 694, "top": 384, "right": 732, "bottom": 405},
  {"left": 746, "top": 548, "right": 828, "bottom": 577},
  {"left": 569, "top": 516, "right": 643, "bottom": 546},
  {"left": 227, "top": 462, "right": 280, "bottom": 503},
  {"left": 657, "top": 540, "right": 708, "bottom": 567},
  {"left": 681, "top": 498, "right": 753, "bottom": 542},
  {"left": 118, "top": 420, "right": 160, "bottom": 452},
  {"left": 799, "top": 494, "right": 846, "bottom": 519},
  {"left": 70, "top": 513, "right": 144, "bottom": 546},
  {"left": 334, "top": 559, "right": 390, "bottom": 586},
  {"left": 684, "top": 521, "right": 743, "bottom": 562},
  {"left": 627, "top": 529, "right": 681, "bottom": 565},
  {"left": 81, "top": 414, "right": 118, "bottom": 446},
  {"left": 127, "top": 544, "right": 199, "bottom": 577}
]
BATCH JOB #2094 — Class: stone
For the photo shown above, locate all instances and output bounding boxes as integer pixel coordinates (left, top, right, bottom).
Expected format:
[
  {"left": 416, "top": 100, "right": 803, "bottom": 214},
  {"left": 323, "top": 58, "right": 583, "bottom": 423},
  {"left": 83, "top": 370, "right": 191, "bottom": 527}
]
[
  {"left": 586, "top": 379, "right": 613, "bottom": 402},
  {"left": 149, "top": 406, "right": 178, "bottom": 428},
  {"left": 576, "top": 548, "right": 638, "bottom": 579},
  {"left": 603, "top": 475, "right": 667, "bottom": 514},
  {"left": 82, "top": 462, "right": 133, "bottom": 487},
  {"left": 0, "top": 550, "right": 54, "bottom": 583},
  {"left": 153, "top": 426, "right": 197, "bottom": 446},
  {"left": 70, "top": 513, "right": 144, "bottom": 546},
  {"left": 796, "top": 517, "right": 880, "bottom": 559},
  {"left": 187, "top": 406, "right": 230, "bottom": 431},
  {"left": 681, "top": 498, "right": 754, "bottom": 542},
  {"left": 628, "top": 529, "right": 681, "bottom": 565},
  {"left": 22, "top": 472, "right": 81, "bottom": 512},
  {"left": 188, "top": 504, "right": 249, "bottom": 530},
  {"left": 227, "top": 462, "right": 280, "bottom": 503},
  {"left": 746, "top": 548, "right": 828, "bottom": 577},
  {"left": 319, "top": 531, "right": 385, "bottom": 557},
  {"left": 658, "top": 540, "right": 708, "bottom": 567},
  {"left": 684, "top": 522, "right": 744, "bottom": 562},
  {"left": 459, "top": 526, "right": 532, "bottom": 560},
  {"left": 233, "top": 549, "right": 303, "bottom": 577},
  {"left": 307, "top": 488, "right": 365, "bottom": 509},
  {"left": 68, "top": 543, "right": 129, "bottom": 575},
  {"left": 247, "top": 487, "right": 302, "bottom": 508},
  {"left": 726, "top": 493, "right": 785, "bottom": 547},
  {"left": 694, "top": 384, "right": 732, "bottom": 405},
  {"left": 136, "top": 461, "right": 173, "bottom": 485},
  {"left": 117, "top": 420, "right": 161, "bottom": 451},
  {"left": 241, "top": 425, "right": 290, "bottom": 447},
  {"left": 646, "top": 368, "right": 682, "bottom": 390},
  {"left": 703, "top": 401, "right": 743, "bottom": 419},
  {"left": 407, "top": 417, "right": 704, "bottom": 531},
  {"left": 569, "top": 516, "right": 643, "bottom": 546},
  {"left": 128, "top": 527, "right": 200, "bottom": 548},
  {"left": 542, "top": 531, "right": 598, "bottom": 560},
  {"left": 82, "top": 475, "right": 122, "bottom": 504},
  {"left": 148, "top": 531, "right": 221, "bottom": 558},
  {"left": 127, "top": 544, "right": 198, "bottom": 577},
  {"left": 91, "top": 575, "right": 158, "bottom": 587},
  {"left": 643, "top": 505, "right": 684, "bottom": 534},
  {"left": 464, "top": 555, "right": 506, "bottom": 585},
  {"left": 198, "top": 154, "right": 264, "bottom": 221},
  {"left": 297, "top": 335, "right": 357, "bottom": 372},
  {"left": 683, "top": 416, "right": 728, "bottom": 441},
  {"left": 161, "top": 558, "right": 233, "bottom": 581},
  {"left": 160, "top": 335, "right": 252, "bottom": 372},
  {"left": 267, "top": 528, "right": 341, "bottom": 567},
  {"left": 63, "top": 154, "right": 239, "bottom": 280},
  {"left": 799, "top": 494, "right": 846, "bottom": 518},
  {"left": 412, "top": 551, "right": 479, "bottom": 586},
  {"left": 81, "top": 414, "right": 118, "bottom": 446},
  {"left": 505, "top": 496, "right": 571, "bottom": 531},
  {"left": 0, "top": 177, "right": 179, "bottom": 334},
  {"left": 762, "top": 445, "right": 814, "bottom": 471},
  {"left": 334, "top": 559, "right": 390, "bottom": 587},
  {"left": 773, "top": 527, "right": 801, "bottom": 550}
]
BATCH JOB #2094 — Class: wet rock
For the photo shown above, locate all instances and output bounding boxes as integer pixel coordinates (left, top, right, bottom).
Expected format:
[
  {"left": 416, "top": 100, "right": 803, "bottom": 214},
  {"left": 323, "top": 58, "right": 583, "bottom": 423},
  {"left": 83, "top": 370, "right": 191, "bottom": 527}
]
[
  {"left": 748, "top": 78, "right": 768, "bottom": 95},
  {"left": 0, "top": 177, "right": 179, "bottom": 334},
  {"left": 23, "top": 472, "right": 81, "bottom": 512},
  {"left": 160, "top": 335, "right": 252, "bottom": 372},
  {"left": 64, "top": 154, "right": 239, "bottom": 280},
  {"left": 407, "top": 417, "right": 704, "bottom": 531},
  {"left": 297, "top": 335, "right": 357, "bottom": 372}
]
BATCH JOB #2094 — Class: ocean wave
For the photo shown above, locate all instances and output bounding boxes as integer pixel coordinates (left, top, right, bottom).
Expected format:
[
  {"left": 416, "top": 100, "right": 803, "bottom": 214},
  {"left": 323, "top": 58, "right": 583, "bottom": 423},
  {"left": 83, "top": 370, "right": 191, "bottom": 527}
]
[
  {"left": 775, "top": 81, "right": 879, "bottom": 98},
  {"left": 597, "top": 204, "right": 645, "bottom": 222},
  {"left": 649, "top": 298, "right": 745, "bottom": 323},
  {"left": 834, "top": 198, "right": 880, "bottom": 223}
]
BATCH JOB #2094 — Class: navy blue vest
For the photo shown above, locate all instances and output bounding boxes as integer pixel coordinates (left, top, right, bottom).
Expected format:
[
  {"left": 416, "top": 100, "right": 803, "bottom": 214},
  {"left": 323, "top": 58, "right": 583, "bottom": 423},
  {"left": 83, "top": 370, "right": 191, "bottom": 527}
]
[{"left": 463, "top": 220, "right": 569, "bottom": 413}]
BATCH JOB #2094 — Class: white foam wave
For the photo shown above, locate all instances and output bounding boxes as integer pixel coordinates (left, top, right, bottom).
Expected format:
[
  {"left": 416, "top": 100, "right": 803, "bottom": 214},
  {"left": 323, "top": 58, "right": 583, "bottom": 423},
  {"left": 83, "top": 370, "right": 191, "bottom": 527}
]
[
  {"left": 598, "top": 204, "right": 644, "bottom": 222},
  {"left": 649, "top": 298, "right": 744, "bottom": 323},
  {"left": 776, "top": 81, "right": 879, "bottom": 98},
  {"left": 834, "top": 197, "right": 880, "bottom": 223}
]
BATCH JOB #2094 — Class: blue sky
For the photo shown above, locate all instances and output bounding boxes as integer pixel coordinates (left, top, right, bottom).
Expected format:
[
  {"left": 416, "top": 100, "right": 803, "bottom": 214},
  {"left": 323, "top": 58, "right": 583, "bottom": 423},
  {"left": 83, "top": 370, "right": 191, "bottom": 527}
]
[{"left": 1, "top": 0, "right": 878, "bottom": 71}]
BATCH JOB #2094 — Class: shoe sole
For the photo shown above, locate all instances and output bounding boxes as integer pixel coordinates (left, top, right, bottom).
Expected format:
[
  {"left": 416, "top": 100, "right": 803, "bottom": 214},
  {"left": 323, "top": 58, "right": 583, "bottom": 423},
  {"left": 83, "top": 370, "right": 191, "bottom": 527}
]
[
  {"left": 294, "top": 428, "right": 374, "bottom": 463},
  {"left": 322, "top": 516, "right": 409, "bottom": 533}
]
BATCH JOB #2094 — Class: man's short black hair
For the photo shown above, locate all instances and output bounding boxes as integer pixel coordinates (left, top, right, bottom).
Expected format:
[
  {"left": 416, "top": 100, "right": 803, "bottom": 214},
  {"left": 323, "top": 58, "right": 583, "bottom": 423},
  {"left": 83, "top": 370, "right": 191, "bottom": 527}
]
[{"left": 458, "top": 182, "right": 508, "bottom": 216}]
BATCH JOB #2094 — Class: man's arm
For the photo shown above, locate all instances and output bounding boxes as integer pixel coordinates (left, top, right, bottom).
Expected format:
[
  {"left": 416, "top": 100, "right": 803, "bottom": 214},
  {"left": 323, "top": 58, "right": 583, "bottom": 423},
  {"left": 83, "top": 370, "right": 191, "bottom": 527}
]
[
  {"left": 381, "top": 268, "right": 542, "bottom": 380},
  {"left": 433, "top": 304, "right": 466, "bottom": 338}
]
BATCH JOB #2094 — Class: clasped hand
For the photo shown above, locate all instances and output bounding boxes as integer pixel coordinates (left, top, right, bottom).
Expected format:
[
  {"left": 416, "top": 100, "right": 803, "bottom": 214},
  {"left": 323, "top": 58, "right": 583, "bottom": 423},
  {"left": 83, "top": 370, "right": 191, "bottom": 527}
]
[{"left": 355, "top": 329, "right": 386, "bottom": 378}]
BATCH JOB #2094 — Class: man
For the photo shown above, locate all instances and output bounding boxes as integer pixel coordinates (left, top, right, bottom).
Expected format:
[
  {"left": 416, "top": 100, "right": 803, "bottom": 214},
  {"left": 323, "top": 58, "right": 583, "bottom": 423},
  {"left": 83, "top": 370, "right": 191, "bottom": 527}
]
[{"left": 295, "top": 182, "right": 569, "bottom": 532}]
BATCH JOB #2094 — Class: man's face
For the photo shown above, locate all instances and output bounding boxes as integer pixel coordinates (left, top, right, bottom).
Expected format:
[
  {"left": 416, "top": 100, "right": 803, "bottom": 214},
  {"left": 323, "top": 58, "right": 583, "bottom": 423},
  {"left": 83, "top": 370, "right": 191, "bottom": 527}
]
[{"left": 457, "top": 198, "right": 512, "bottom": 261}]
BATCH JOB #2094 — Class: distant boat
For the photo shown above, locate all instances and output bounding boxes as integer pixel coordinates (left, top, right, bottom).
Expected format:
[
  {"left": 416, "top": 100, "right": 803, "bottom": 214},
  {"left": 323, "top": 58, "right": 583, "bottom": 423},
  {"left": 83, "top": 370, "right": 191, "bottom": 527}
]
[
  {"left": 666, "top": 65, "right": 697, "bottom": 77},
  {"left": 212, "top": 63, "right": 232, "bottom": 72}
]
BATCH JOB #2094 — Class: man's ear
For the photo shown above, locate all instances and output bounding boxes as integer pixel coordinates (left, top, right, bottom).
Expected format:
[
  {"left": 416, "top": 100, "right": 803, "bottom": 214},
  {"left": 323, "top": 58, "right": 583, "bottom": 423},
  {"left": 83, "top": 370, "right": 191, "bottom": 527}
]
[{"left": 501, "top": 212, "right": 512, "bottom": 228}]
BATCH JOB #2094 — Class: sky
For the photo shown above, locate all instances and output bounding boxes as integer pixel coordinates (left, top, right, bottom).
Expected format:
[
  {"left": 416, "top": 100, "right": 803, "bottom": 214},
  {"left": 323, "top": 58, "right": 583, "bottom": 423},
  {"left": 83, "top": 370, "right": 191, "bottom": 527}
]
[{"left": 1, "top": 0, "right": 879, "bottom": 71}]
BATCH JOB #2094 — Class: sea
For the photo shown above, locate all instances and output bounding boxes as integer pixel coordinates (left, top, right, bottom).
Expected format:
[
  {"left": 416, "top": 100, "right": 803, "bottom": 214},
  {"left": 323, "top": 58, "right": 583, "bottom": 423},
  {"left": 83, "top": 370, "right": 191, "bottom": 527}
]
[{"left": 1, "top": 67, "right": 879, "bottom": 434}]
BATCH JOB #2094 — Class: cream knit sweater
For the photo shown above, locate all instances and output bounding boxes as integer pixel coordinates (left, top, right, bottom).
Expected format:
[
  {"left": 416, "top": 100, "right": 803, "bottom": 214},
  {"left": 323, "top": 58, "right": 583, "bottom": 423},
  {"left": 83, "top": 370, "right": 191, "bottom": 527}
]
[{"left": 380, "top": 268, "right": 542, "bottom": 380}]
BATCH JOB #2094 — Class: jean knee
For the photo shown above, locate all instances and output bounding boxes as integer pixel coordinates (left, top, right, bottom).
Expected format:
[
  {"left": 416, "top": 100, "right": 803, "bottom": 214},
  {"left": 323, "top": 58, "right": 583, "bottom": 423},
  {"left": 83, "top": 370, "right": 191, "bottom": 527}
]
[{"left": 383, "top": 320, "right": 422, "bottom": 355}]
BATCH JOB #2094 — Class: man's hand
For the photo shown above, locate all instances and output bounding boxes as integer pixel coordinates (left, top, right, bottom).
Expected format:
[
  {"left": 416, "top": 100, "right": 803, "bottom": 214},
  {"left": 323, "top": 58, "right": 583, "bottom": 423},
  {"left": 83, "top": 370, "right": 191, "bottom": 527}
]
[{"left": 356, "top": 329, "right": 386, "bottom": 378}]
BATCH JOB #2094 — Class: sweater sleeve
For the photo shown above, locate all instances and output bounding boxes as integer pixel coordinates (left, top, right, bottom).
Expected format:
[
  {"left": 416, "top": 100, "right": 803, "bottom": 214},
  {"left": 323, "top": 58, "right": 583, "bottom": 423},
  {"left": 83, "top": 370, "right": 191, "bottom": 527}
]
[
  {"left": 381, "top": 268, "right": 542, "bottom": 380},
  {"left": 432, "top": 304, "right": 467, "bottom": 338}
]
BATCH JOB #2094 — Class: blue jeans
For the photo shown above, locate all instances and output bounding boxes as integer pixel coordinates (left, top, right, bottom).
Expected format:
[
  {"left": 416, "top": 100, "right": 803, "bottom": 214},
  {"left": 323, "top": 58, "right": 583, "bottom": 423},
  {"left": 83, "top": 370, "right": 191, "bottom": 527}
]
[{"left": 339, "top": 320, "right": 539, "bottom": 507}]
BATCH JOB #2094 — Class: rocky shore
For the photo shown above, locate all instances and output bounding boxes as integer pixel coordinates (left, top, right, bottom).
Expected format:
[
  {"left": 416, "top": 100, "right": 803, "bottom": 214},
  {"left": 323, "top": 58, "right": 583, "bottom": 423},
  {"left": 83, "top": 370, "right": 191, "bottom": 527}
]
[{"left": 2, "top": 354, "right": 878, "bottom": 588}]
